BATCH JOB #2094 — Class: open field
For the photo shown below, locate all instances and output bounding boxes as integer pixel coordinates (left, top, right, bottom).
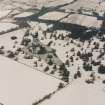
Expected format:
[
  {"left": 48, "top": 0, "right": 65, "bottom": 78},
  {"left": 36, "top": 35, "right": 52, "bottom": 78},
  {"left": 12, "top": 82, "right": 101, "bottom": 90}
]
[
  {"left": 0, "top": 0, "right": 105, "bottom": 105},
  {"left": 0, "top": 55, "right": 63, "bottom": 105},
  {"left": 40, "top": 79, "right": 105, "bottom": 105}
]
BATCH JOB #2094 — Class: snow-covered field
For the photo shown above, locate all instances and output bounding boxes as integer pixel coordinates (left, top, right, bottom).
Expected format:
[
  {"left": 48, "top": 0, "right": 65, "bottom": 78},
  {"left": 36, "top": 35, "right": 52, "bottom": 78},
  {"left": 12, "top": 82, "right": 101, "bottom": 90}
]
[
  {"left": 0, "top": 0, "right": 74, "bottom": 10},
  {"left": 0, "top": 0, "right": 105, "bottom": 105},
  {"left": 14, "top": 12, "right": 34, "bottom": 18},
  {"left": 0, "top": 0, "right": 105, "bottom": 12},
  {"left": 39, "top": 11, "right": 68, "bottom": 21},
  {"left": 0, "top": 29, "right": 26, "bottom": 51},
  {"left": 0, "top": 23, "right": 19, "bottom": 34},
  {"left": 0, "top": 55, "right": 62, "bottom": 105},
  {"left": 40, "top": 79, "right": 105, "bottom": 105},
  {"left": 0, "top": 10, "right": 11, "bottom": 18}
]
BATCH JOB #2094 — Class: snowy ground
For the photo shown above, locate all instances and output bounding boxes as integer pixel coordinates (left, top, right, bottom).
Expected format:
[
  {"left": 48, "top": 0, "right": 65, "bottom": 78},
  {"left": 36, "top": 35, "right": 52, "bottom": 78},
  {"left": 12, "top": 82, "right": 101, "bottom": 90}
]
[
  {"left": 0, "top": 23, "right": 19, "bottom": 34},
  {"left": 1, "top": 0, "right": 104, "bottom": 12},
  {"left": 0, "top": 0, "right": 74, "bottom": 10},
  {"left": 0, "top": 55, "right": 63, "bottom": 105},
  {"left": 0, "top": 29, "right": 26, "bottom": 51},
  {"left": 0, "top": 10, "right": 11, "bottom": 18},
  {"left": 40, "top": 79, "right": 105, "bottom": 105},
  {"left": 14, "top": 12, "right": 35, "bottom": 18},
  {"left": 0, "top": 0, "right": 105, "bottom": 105}
]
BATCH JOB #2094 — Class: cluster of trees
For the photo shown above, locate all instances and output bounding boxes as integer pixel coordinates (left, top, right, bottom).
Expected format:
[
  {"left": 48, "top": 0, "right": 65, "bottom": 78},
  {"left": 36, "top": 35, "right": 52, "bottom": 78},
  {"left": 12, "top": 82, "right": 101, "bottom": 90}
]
[
  {"left": 57, "top": 83, "right": 65, "bottom": 90},
  {"left": 85, "top": 72, "right": 95, "bottom": 84},
  {"left": 98, "top": 64, "right": 105, "bottom": 74},
  {"left": 6, "top": 51, "right": 15, "bottom": 58},
  {"left": 24, "top": 54, "right": 33, "bottom": 59},
  {"left": 93, "top": 42, "right": 99, "bottom": 49},
  {"left": 85, "top": 79, "right": 94, "bottom": 84},
  {"left": 33, "top": 93, "right": 52, "bottom": 105},
  {"left": 74, "top": 71, "right": 81, "bottom": 79},
  {"left": 91, "top": 60, "right": 101, "bottom": 66},
  {"left": 102, "top": 80, "right": 105, "bottom": 84},
  {"left": 21, "top": 37, "right": 31, "bottom": 46},
  {"left": 59, "top": 63, "right": 70, "bottom": 82},
  {"left": 0, "top": 46, "right": 4, "bottom": 55},
  {"left": 37, "top": 46, "right": 47, "bottom": 54},
  {"left": 83, "top": 62, "right": 92, "bottom": 71},
  {"left": 77, "top": 51, "right": 92, "bottom": 61},
  {"left": 97, "top": 52, "right": 105, "bottom": 59},
  {"left": 44, "top": 66, "right": 49, "bottom": 72},
  {"left": 65, "top": 59, "right": 70, "bottom": 67},
  {"left": 11, "top": 36, "right": 17, "bottom": 40},
  {"left": 47, "top": 31, "right": 71, "bottom": 41}
]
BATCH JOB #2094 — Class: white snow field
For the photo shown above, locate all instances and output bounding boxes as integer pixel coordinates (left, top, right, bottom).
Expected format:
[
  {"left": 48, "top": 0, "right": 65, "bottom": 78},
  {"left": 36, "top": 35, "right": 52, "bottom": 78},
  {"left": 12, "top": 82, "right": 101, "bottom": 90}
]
[
  {"left": 0, "top": 23, "right": 19, "bottom": 34},
  {"left": 0, "top": 55, "right": 62, "bottom": 105},
  {"left": 40, "top": 79, "right": 105, "bottom": 105},
  {"left": 0, "top": 0, "right": 105, "bottom": 105},
  {"left": 61, "top": 14, "right": 103, "bottom": 28},
  {"left": 0, "top": 0, "right": 75, "bottom": 10},
  {"left": 0, "top": 10, "right": 11, "bottom": 18},
  {"left": 14, "top": 12, "right": 34, "bottom": 18},
  {"left": 0, "top": 29, "right": 26, "bottom": 51},
  {"left": 39, "top": 11, "right": 68, "bottom": 21}
]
